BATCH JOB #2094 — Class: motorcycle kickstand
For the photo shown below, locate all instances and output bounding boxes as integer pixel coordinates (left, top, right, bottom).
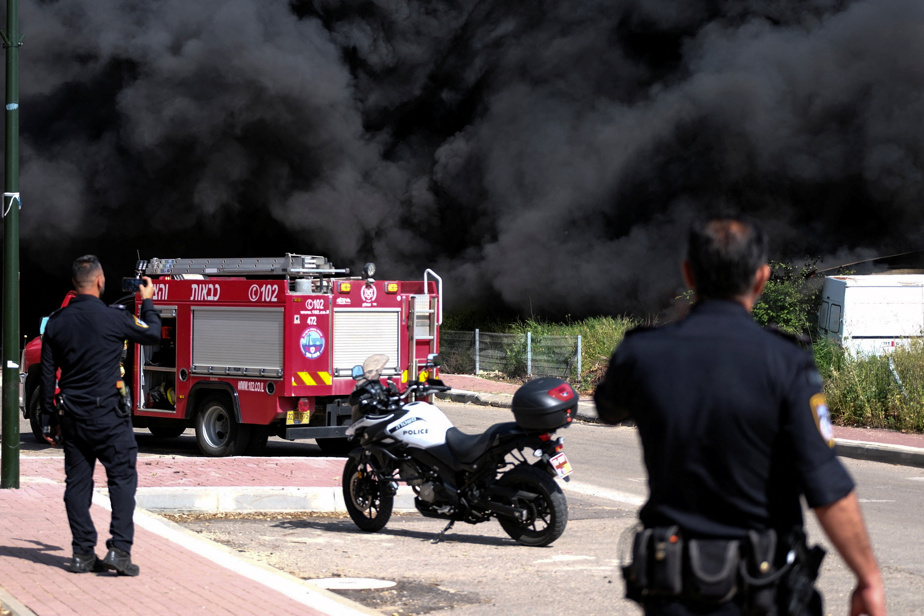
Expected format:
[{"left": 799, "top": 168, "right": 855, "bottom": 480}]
[{"left": 432, "top": 520, "right": 455, "bottom": 544}]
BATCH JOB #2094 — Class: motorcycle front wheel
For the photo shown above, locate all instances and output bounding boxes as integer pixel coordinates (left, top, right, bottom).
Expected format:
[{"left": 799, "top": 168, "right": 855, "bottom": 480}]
[
  {"left": 497, "top": 463, "right": 568, "bottom": 547},
  {"left": 342, "top": 456, "right": 394, "bottom": 532}
]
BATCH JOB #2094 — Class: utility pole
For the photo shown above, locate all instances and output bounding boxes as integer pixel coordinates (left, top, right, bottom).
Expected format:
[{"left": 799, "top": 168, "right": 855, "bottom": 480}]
[{"left": 1, "top": 0, "right": 21, "bottom": 489}]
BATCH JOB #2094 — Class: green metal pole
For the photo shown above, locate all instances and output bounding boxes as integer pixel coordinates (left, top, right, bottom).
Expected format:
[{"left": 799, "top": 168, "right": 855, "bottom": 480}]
[{"left": 1, "top": 0, "right": 21, "bottom": 490}]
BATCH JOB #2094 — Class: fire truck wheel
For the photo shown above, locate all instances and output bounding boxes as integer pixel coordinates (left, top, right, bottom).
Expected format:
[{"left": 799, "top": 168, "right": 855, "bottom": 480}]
[
  {"left": 242, "top": 426, "right": 272, "bottom": 456},
  {"left": 195, "top": 396, "right": 251, "bottom": 457},
  {"left": 28, "top": 386, "right": 45, "bottom": 442},
  {"left": 316, "top": 438, "right": 354, "bottom": 457}
]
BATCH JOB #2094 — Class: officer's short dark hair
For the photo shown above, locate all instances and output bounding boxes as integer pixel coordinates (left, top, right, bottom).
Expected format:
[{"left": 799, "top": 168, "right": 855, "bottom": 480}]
[
  {"left": 687, "top": 217, "right": 768, "bottom": 299},
  {"left": 72, "top": 255, "right": 102, "bottom": 288}
]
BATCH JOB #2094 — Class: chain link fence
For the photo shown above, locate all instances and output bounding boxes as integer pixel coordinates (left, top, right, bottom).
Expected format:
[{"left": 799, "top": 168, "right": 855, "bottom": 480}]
[{"left": 439, "top": 330, "right": 581, "bottom": 381}]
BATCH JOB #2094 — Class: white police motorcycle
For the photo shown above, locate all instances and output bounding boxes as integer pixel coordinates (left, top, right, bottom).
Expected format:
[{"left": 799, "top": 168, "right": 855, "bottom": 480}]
[{"left": 342, "top": 354, "right": 576, "bottom": 546}]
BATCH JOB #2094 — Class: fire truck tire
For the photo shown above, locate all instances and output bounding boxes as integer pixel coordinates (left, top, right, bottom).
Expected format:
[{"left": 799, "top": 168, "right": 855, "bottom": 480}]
[
  {"left": 195, "top": 396, "right": 251, "bottom": 457},
  {"left": 316, "top": 438, "right": 354, "bottom": 457},
  {"left": 243, "top": 426, "right": 272, "bottom": 456},
  {"left": 28, "top": 386, "right": 45, "bottom": 442}
]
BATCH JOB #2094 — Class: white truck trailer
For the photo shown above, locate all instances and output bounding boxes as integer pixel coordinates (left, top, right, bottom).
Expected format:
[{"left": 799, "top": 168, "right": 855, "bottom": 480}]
[{"left": 817, "top": 275, "right": 924, "bottom": 356}]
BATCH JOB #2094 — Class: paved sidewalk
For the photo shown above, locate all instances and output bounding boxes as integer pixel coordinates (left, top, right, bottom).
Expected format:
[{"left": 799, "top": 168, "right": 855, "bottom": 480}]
[
  {"left": 0, "top": 457, "right": 375, "bottom": 616},
  {"left": 2, "top": 372, "right": 923, "bottom": 616}
]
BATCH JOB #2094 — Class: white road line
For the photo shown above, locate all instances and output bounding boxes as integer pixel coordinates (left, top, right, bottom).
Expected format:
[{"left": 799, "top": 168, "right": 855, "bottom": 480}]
[{"left": 562, "top": 480, "right": 646, "bottom": 507}]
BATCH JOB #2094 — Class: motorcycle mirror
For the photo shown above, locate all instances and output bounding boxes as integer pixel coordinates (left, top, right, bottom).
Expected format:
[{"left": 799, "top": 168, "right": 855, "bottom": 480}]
[
  {"left": 427, "top": 353, "right": 442, "bottom": 367},
  {"left": 351, "top": 365, "right": 364, "bottom": 381}
]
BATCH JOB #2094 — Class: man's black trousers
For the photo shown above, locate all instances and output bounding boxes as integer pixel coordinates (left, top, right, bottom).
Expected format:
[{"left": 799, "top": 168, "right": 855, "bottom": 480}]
[{"left": 60, "top": 412, "right": 138, "bottom": 554}]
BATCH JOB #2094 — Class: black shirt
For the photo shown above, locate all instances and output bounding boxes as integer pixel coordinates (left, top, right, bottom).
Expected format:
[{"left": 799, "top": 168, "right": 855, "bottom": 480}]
[
  {"left": 594, "top": 299, "right": 855, "bottom": 538},
  {"left": 41, "top": 295, "right": 162, "bottom": 419}
]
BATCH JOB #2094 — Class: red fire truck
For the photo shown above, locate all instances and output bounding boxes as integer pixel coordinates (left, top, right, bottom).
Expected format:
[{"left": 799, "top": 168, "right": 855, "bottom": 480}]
[{"left": 20, "top": 255, "right": 442, "bottom": 457}]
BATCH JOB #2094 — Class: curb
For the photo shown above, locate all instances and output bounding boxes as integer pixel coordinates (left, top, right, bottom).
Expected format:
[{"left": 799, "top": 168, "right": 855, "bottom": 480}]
[
  {"left": 437, "top": 391, "right": 924, "bottom": 468},
  {"left": 0, "top": 586, "right": 37, "bottom": 616},
  {"left": 835, "top": 439, "right": 924, "bottom": 468},
  {"left": 133, "top": 485, "right": 418, "bottom": 514}
]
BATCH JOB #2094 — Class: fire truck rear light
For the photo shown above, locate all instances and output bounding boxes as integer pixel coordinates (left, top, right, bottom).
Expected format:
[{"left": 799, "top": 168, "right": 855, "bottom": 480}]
[
  {"left": 297, "top": 398, "right": 310, "bottom": 413},
  {"left": 385, "top": 283, "right": 399, "bottom": 293},
  {"left": 338, "top": 282, "right": 351, "bottom": 293}
]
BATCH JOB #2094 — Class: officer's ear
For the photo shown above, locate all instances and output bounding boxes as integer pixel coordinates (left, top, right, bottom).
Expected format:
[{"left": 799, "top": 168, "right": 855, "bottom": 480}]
[{"left": 752, "top": 264, "right": 771, "bottom": 298}]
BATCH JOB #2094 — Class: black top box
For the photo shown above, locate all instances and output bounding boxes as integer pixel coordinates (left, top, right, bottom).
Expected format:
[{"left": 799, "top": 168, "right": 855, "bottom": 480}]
[{"left": 511, "top": 377, "right": 577, "bottom": 431}]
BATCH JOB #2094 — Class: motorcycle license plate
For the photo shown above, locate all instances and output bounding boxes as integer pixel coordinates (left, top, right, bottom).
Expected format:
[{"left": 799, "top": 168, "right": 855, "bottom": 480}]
[
  {"left": 549, "top": 452, "right": 573, "bottom": 479},
  {"left": 286, "top": 410, "right": 311, "bottom": 425}
]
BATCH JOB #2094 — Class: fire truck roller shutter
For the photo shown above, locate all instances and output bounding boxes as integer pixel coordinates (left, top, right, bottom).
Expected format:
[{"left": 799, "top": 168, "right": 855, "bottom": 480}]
[
  {"left": 333, "top": 309, "right": 401, "bottom": 376},
  {"left": 191, "top": 307, "right": 284, "bottom": 376}
]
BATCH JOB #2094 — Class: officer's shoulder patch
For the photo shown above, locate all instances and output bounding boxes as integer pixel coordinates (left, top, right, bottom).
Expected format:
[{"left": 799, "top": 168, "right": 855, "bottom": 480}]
[
  {"left": 132, "top": 315, "right": 150, "bottom": 328},
  {"left": 766, "top": 325, "right": 810, "bottom": 347},
  {"left": 810, "top": 393, "right": 836, "bottom": 448}
]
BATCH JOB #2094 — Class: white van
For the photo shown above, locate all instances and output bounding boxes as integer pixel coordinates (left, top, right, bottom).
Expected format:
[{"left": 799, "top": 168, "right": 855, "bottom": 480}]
[{"left": 818, "top": 275, "right": 924, "bottom": 356}]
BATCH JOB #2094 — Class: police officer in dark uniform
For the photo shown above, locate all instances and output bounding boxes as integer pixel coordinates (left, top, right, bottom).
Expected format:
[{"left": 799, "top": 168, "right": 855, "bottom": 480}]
[
  {"left": 594, "top": 218, "right": 885, "bottom": 616},
  {"left": 40, "top": 255, "right": 161, "bottom": 576}
]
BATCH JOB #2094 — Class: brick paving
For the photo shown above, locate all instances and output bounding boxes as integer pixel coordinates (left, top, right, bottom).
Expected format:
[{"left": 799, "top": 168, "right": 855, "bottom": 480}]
[{"left": 0, "top": 457, "right": 369, "bottom": 616}]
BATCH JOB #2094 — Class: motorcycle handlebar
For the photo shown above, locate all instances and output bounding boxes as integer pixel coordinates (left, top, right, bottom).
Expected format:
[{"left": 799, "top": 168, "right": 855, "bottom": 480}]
[{"left": 352, "top": 379, "right": 452, "bottom": 413}]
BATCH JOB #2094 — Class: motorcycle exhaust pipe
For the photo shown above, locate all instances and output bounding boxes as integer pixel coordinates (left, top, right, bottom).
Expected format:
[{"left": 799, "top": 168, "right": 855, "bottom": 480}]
[{"left": 484, "top": 500, "right": 529, "bottom": 521}]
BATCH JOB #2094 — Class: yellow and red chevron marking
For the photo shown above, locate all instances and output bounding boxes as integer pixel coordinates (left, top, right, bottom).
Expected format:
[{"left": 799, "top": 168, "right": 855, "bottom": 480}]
[{"left": 292, "top": 371, "right": 333, "bottom": 387}]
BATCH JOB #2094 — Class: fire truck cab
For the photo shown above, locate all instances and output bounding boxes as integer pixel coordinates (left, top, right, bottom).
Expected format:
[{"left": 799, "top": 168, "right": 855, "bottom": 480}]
[{"left": 127, "top": 254, "right": 441, "bottom": 456}]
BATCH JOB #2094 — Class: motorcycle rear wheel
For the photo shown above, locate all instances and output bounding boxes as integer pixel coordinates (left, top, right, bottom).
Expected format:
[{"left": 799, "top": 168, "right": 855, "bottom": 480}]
[
  {"left": 342, "top": 456, "right": 394, "bottom": 532},
  {"left": 497, "top": 463, "right": 568, "bottom": 547}
]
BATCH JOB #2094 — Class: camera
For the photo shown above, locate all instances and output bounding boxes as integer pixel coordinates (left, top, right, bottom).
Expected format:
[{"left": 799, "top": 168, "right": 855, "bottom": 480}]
[{"left": 122, "top": 277, "right": 148, "bottom": 293}]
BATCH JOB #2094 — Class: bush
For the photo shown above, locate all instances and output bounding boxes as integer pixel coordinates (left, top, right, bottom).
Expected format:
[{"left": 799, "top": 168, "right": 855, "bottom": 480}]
[
  {"left": 752, "top": 260, "right": 822, "bottom": 336},
  {"left": 819, "top": 340, "right": 924, "bottom": 432}
]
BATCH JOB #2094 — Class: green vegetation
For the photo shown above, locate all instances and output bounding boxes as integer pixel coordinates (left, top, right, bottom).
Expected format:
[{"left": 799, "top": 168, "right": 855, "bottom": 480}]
[
  {"left": 444, "top": 257, "right": 924, "bottom": 433},
  {"left": 505, "top": 316, "right": 644, "bottom": 390},
  {"left": 816, "top": 338, "right": 924, "bottom": 433},
  {"left": 752, "top": 260, "right": 822, "bottom": 336}
]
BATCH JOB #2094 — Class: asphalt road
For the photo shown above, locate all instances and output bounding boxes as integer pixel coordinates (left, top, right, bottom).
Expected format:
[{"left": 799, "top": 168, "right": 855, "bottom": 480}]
[
  {"left": 172, "top": 402, "right": 924, "bottom": 616},
  {"left": 11, "top": 403, "right": 924, "bottom": 615}
]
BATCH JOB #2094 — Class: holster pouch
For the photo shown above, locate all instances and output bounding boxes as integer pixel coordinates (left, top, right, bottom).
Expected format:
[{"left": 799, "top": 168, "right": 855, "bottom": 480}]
[
  {"left": 686, "top": 538, "right": 740, "bottom": 603},
  {"left": 739, "top": 529, "right": 825, "bottom": 616},
  {"left": 116, "top": 386, "right": 132, "bottom": 418},
  {"left": 740, "top": 529, "right": 781, "bottom": 616},
  {"left": 623, "top": 526, "right": 683, "bottom": 600}
]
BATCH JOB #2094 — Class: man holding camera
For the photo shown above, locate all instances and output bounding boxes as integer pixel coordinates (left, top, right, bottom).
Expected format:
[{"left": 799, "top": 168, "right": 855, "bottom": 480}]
[
  {"left": 594, "top": 218, "right": 885, "bottom": 615},
  {"left": 40, "top": 255, "right": 161, "bottom": 576}
]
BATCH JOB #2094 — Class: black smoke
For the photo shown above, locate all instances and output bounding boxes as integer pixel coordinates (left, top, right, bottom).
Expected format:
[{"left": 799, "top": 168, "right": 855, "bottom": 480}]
[{"left": 10, "top": 0, "right": 924, "bottom": 334}]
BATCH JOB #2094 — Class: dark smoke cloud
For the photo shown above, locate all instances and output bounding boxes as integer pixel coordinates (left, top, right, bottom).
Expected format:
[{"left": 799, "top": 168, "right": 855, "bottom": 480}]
[{"left": 11, "top": 0, "right": 924, "bottom": 329}]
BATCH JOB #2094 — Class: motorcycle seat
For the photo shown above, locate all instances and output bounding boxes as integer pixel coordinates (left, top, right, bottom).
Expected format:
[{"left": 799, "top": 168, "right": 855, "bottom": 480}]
[{"left": 444, "top": 422, "right": 521, "bottom": 464}]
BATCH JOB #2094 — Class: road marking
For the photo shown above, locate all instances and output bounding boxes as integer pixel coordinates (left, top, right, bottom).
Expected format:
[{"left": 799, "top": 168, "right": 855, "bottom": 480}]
[{"left": 562, "top": 480, "right": 646, "bottom": 507}]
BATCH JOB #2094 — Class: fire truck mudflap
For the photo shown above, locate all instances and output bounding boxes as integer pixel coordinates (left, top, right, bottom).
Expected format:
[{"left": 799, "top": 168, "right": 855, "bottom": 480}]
[{"left": 127, "top": 255, "right": 441, "bottom": 457}]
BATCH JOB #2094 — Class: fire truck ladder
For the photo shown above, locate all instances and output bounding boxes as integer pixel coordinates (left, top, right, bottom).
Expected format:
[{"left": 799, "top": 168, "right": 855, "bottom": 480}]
[
  {"left": 136, "top": 254, "right": 350, "bottom": 278},
  {"left": 408, "top": 269, "right": 442, "bottom": 374}
]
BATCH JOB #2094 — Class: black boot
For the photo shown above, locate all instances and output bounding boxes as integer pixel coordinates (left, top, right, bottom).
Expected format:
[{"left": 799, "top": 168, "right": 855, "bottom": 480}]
[
  {"left": 69, "top": 551, "right": 104, "bottom": 574},
  {"left": 101, "top": 546, "right": 140, "bottom": 576}
]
